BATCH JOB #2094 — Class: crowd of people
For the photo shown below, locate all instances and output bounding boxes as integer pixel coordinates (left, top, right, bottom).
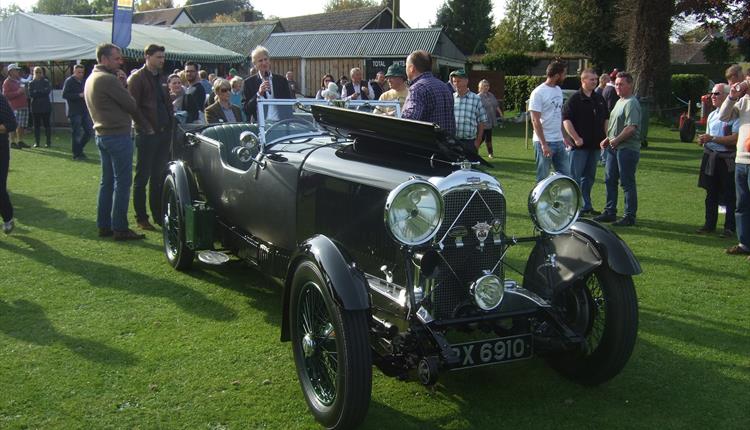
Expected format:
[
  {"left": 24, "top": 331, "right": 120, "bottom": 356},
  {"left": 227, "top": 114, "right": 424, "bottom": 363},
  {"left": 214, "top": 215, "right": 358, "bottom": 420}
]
[{"left": 0, "top": 44, "right": 748, "bottom": 263}]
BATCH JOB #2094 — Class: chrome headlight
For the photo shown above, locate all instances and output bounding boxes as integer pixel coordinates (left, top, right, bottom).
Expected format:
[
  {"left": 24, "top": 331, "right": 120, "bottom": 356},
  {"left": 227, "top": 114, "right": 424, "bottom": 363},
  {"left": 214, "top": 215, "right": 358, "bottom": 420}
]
[
  {"left": 528, "top": 174, "right": 581, "bottom": 235},
  {"left": 385, "top": 179, "right": 444, "bottom": 246},
  {"left": 470, "top": 275, "right": 504, "bottom": 311}
]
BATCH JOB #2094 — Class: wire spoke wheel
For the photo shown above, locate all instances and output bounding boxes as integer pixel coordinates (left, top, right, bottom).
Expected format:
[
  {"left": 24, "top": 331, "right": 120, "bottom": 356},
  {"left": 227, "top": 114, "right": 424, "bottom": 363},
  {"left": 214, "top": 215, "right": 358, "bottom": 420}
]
[
  {"left": 547, "top": 266, "right": 638, "bottom": 385},
  {"left": 161, "top": 176, "right": 194, "bottom": 270},
  {"left": 290, "top": 260, "right": 371, "bottom": 430},
  {"left": 298, "top": 283, "right": 338, "bottom": 405}
]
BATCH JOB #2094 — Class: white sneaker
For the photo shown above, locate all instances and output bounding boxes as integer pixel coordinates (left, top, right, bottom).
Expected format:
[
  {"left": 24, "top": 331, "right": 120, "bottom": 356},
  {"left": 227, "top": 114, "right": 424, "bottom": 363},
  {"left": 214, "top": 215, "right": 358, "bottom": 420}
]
[{"left": 3, "top": 219, "right": 14, "bottom": 234}]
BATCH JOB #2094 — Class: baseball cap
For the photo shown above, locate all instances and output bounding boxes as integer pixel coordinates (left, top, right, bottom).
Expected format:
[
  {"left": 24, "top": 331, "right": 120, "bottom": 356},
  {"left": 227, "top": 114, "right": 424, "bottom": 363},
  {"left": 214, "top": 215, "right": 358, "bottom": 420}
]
[
  {"left": 385, "top": 64, "right": 406, "bottom": 78},
  {"left": 7, "top": 63, "right": 20, "bottom": 72},
  {"left": 449, "top": 69, "right": 467, "bottom": 79}
]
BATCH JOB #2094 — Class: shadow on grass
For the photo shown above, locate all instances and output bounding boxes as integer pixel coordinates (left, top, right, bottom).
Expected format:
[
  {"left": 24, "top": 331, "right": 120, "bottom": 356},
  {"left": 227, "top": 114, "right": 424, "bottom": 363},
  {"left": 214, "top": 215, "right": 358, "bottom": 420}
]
[
  {"left": 13, "top": 193, "right": 97, "bottom": 236},
  {"left": 0, "top": 236, "right": 236, "bottom": 322},
  {"left": 12, "top": 193, "right": 161, "bottom": 251},
  {"left": 183, "top": 260, "right": 284, "bottom": 328},
  {"left": 19, "top": 145, "right": 99, "bottom": 164},
  {"left": 0, "top": 299, "right": 137, "bottom": 366},
  {"left": 640, "top": 142, "right": 699, "bottom": 162},
  {"left": 619, "top": 218, "right": 734, "bottom": 248},
  {"left": 639, "top": 307, "right": 750, "bottom": 357}
]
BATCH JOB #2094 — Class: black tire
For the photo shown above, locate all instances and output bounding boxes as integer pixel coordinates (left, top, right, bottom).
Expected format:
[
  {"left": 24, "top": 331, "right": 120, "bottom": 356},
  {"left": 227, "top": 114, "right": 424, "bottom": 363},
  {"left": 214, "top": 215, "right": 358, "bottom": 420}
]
[
  {"left": 161, "top": 175, "right": 194, "bottom": 270},
  {"left": 290, "top": 260, "right": 371, "bottom": 430},
  {"left": 679, "top": 118, "right": 696, "bottom": 142},
  {"left": 547, "top": 266, "right": 638, "bottom": 385}
]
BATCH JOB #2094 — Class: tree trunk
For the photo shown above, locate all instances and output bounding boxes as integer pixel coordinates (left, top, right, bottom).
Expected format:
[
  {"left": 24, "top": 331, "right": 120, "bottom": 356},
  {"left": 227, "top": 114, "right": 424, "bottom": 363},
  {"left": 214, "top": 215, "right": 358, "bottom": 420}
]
[{"left": 622, "top": 0, "right": 675, "bottom": 107}]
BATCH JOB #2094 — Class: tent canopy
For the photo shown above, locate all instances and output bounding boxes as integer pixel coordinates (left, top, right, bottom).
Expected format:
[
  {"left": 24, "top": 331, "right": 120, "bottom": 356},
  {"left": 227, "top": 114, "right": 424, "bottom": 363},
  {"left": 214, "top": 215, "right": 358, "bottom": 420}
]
[{"left": 0, "top": 13, "right": 245, "bottom": 63}]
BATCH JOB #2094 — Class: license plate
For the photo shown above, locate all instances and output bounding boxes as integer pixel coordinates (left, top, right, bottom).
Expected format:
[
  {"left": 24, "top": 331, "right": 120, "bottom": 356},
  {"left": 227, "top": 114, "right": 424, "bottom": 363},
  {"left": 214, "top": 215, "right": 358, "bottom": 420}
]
[{"left": 450, "top": 334, "right": 533, "bottom": 369}]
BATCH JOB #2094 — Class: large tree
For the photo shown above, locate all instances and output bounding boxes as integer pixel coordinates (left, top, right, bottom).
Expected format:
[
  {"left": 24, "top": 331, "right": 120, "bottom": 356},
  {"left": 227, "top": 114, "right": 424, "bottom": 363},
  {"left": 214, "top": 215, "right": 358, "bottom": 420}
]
[
  {"left": 434, "top": 0, "right": 494, "bottom": 55},
  {"left": 138, "top": 0, "right": 175, "bottom": 12},
  {"left": 0, "top": 3, "right": 23, "bottom": 19},
  {"left": 617, "top": 0, "right": 675, "bottom": 105},
  {"left": 546, "top": 0, "right": 624, "bottom": 70},
  {"left": 675, "top": 0, "right": 750, "bottom": 40},
  {"left": 184, "top": 0, "right": 254, "bottom": 22},
  {"left": 33, "top": 0, "right": 91, "bottom": 15},
  {"left": 486, "top": 0, "right": 547, "bottom": 53},
  {"left": 324, "top": 0, "right": 377, "bottom": 12}
]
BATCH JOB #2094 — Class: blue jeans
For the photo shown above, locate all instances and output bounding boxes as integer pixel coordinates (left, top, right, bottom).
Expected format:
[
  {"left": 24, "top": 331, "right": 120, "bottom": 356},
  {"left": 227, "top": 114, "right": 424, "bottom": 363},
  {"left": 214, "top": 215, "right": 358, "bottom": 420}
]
[
  {"left": 97, "top": 134, "right": 134, "bottom": 231},
  {"left": 736, "top": 163, "right": 750, "bottom": 248},
  {"left": 604, "top": 147, "right": 640, "bottom": 218},
  {"left": 534, "top": 140, "right": 570, "bottom": 182},
  {"left": 570, "top": 148, "right": 599, "bottom": 211},
  {"left": 69, "top": 113, "right": 93, "bottom": 157}
]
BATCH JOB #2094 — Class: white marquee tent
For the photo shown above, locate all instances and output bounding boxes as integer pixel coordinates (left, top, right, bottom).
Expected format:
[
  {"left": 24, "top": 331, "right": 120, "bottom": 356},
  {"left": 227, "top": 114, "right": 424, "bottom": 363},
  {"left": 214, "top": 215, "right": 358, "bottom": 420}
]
[{"left": 0, "top": 12, "right": 245, "bottom": 63}]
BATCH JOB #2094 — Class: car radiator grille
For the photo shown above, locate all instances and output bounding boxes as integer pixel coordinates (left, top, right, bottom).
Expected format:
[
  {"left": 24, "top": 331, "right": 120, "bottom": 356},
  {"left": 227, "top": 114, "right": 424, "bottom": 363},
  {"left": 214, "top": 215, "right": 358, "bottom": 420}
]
[{"left": 431, "top": 189, "right": 506, "bottom": 320}]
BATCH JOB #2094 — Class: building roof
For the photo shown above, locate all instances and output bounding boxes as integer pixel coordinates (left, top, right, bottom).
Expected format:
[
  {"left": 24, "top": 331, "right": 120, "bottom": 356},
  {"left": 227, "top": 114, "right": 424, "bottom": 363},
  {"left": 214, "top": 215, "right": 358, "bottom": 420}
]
[
  {"left": 278, "top": 6, "right": 408, "bottom": 32},
  {"left": 175, "top": 20, "right": 281, "bottom": 57},
  {"left": 264, "top": 28, "right": 465, "bottom": 62},
  {"left": 670, "top": 42, "right": 708, "bottom": 64},
  {"left": 131, "top": 7, "right": 194, "bottom": 26},
  {"left": 0, "top": 13, "right": 245, "bottom": 63}
]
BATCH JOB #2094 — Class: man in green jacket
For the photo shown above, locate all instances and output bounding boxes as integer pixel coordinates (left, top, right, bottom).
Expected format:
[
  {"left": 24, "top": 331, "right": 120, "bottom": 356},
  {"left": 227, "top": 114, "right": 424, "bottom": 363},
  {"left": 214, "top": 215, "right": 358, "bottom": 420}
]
[{"left": 84, "top": 43, "right": 151, "bottom": 241}]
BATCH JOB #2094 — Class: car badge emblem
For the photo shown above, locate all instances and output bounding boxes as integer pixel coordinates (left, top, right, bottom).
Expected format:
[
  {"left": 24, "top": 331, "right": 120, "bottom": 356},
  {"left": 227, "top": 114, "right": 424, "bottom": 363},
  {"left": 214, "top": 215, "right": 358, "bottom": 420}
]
[
  {"left": 448, "top": 226, "right": 468, "bottom": 248},
  {"left": 472, "top": 221, "right": 491, "bottom": 250},
  {"left": 467, "top": 176, "right": 481, "bottom": 184}
]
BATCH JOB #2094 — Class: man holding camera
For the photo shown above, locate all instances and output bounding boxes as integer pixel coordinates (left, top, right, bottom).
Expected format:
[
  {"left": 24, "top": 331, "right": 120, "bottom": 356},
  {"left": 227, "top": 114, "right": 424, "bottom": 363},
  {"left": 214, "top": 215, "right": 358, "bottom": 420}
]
[
  {"left": 696, "top": 83, "right": 738, "bottom": 237},
  {"left": 719, "top": 73, "right": 750, "bottom": 258}
]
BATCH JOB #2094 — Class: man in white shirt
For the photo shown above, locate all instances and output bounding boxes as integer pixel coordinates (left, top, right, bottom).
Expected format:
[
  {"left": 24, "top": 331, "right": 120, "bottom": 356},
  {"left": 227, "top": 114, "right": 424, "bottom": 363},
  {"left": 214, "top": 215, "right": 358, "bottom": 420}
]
[{"left": 529, "top": 61, "right": 570, "bottom": 182}]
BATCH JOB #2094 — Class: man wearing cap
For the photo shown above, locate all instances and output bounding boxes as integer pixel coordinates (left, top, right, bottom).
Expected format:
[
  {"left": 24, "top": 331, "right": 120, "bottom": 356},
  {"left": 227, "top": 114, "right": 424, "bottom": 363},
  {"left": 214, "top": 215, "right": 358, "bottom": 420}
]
[
  {"left": 450, "top": 69, "right": 487, "bottom": 156},
  {"left": 377, "top": 64, "right": 409, "bottom": 116},
  {"left": 402, "top": 50, "right": 455, "bottom": 136},
  {"left": 2, "top": 64, "right": 30, "bottom": 149}
]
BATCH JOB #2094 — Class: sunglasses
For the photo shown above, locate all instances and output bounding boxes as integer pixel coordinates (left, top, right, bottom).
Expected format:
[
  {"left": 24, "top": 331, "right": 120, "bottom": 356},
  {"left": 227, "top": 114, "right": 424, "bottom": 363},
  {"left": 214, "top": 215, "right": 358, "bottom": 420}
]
[
  {"left": 710, "top": 92, "right": 722, "bottom": 96},
  {"left": 219, "top": 88, "right": 230, "bottom": 93}
]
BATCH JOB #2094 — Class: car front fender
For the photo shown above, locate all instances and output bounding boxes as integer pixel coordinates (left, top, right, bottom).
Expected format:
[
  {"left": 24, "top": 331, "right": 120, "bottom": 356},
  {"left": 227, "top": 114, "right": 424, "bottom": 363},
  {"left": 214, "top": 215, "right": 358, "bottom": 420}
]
[
  {"left": 570, "top": 219, "right": 642, "bottom": 275},
  {"left": 280, "top": 234, "right": 370, "bottom": 342},
  {"left": 522, "top": 219, "right": 641, "bottom": 299},
  {"left": 166, "top": 161, "right": 197, "bottom": 217}
]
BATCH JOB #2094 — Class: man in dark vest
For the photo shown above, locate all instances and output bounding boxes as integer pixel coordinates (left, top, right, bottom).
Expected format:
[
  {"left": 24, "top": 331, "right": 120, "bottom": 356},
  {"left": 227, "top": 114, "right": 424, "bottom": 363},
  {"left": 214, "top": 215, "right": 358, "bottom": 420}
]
[{"left": 341, "top": 67, "right": 374, "bottom": 101}]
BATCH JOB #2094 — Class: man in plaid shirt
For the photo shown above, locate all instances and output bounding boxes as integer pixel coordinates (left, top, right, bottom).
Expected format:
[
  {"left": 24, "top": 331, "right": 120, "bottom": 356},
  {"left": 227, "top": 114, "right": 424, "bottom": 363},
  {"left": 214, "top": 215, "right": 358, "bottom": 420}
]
[
  {"left": 450, "top": 69, "right": 487, "bottom": 156},
  {"left": 402, "top": 50, "right": 455, "bottom": 137}
]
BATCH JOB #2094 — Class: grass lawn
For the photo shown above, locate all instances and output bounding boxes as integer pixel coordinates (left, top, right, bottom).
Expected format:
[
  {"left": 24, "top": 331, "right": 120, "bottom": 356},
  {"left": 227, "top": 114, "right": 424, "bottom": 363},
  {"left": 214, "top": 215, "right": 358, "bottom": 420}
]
[{"left": 0, "top": 121, "right": 748, "bottom": 429}]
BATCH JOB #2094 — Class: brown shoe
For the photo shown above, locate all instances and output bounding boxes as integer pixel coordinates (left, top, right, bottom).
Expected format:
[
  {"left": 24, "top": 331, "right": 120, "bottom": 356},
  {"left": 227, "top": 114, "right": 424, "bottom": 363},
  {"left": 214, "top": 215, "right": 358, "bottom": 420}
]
[
  {"left": 113, "top": 229, "right": 146, "bottom": 241},
  {"left": 695, "top": 226, "right": 715, "bottom": 234},
  {"left": 137, "top": 219, "right": 157, "bottom": 231},
  {"left": 725, "top": 244, "right": 750, "bottom": 255},
  {"left": 98, "top": 227, "right": 113, "bottom": 237}
]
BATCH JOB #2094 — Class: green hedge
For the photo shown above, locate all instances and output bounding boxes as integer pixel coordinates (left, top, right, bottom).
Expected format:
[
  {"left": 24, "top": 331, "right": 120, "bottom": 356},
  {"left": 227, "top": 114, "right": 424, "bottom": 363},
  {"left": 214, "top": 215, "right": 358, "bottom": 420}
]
[
  {"left": 503, "top": 75, "right": 581, "bottom": 111},
  {"left": 669, "top": 64, "right": 731, "bottom": 83},
  {"left": 670, "top": 74, "right": 710, "bottom": 107},
  {"left": 504, "top": 76, "right": 544, "bottom": 111}
]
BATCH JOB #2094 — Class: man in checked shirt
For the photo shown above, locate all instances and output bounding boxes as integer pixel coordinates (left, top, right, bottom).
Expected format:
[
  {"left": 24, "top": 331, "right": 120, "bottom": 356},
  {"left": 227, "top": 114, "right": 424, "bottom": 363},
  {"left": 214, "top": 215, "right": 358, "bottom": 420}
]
[{"left": 449, "top": 69, "right": 487, "bottom": 156}]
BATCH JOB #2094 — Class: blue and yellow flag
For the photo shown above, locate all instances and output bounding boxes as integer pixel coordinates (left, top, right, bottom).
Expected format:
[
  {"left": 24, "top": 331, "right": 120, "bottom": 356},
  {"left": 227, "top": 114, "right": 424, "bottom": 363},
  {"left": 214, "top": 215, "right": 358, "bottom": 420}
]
[{"left": 111, "top": 0, "right": 134, "bottom": 49}]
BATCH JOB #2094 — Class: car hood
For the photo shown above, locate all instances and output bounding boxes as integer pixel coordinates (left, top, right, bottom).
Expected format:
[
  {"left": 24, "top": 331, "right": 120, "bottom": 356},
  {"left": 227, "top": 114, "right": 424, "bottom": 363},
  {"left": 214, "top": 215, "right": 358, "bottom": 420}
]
[{"left": 302, "top": 144, "right": 421, "bottom": 191}]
